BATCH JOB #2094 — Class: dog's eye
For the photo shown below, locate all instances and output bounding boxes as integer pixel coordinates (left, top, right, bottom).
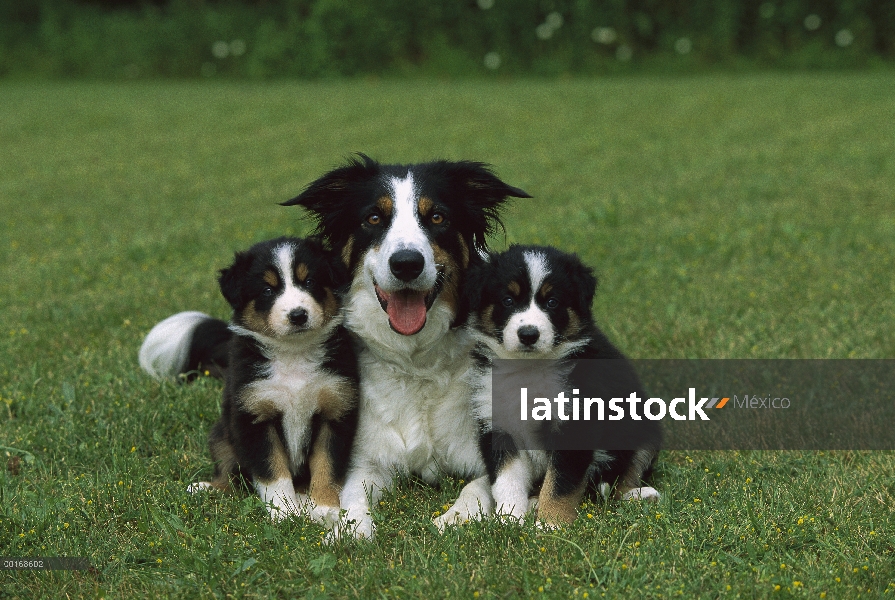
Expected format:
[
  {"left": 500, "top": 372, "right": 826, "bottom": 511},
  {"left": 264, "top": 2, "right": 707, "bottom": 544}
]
[
  {"left": 262, "top": 286, "right": 274, "bottom": 297},
  {"left": 367, "top": 213, "right": 381, "bottom": 225},
  {"left": 546, "top": 298, "right": 559, "bottom": 309},
  {"left": 303, "top": 278, "right": 313, "bottom": 288},
  {"left": 501, "top": 296, "right": 514, "bottom": 307},
  {"left": 431, "top": 212, "right": 444, "bottom": 225}
]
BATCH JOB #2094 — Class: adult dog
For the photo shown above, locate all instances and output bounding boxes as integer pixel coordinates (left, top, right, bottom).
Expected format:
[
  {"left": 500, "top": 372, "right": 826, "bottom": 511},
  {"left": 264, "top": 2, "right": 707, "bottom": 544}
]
[{"left": 283, "top": 155, "right": 530, "bottom": 538}]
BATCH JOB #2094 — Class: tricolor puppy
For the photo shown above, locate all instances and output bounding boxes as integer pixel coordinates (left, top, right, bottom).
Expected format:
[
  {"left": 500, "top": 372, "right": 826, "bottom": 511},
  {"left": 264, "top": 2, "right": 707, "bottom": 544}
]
[
  {"left": 437, "top": 245, "right": 661, "bottom": 530},
  {"left": 283, "top": 155, "right": 530, "bottom": 539},
  {"left": 141, "top": 237, "right": 358, "bottom": 523}
]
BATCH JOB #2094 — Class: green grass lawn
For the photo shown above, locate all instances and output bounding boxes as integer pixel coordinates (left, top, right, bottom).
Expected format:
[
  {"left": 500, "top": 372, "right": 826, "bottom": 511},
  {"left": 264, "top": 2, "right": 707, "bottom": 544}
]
[{"left": 1, "top": 74, "right": 894, "bottom": 598}]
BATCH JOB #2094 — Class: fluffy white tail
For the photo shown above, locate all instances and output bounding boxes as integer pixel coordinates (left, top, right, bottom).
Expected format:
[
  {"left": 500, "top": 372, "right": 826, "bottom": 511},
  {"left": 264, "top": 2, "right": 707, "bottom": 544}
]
[{"left": 139, "top": 311, "right": 213, "bottom": 380}]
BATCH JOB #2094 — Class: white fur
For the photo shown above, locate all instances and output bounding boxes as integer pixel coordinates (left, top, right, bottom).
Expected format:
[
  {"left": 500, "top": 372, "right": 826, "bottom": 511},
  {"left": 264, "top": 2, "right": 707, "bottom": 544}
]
[
  {"left": 434, "top": 475, "right": 494, "bottom": 531},
  {"left": 255, "top": 478, "right": 305, "bottom": 521},
  {"left": 331, "top": 236, "right": 485, "bottom": 540},
  {"left": 370, "top": 174, "right": 438, "bottom": 294},
  {"left": 500, "top": 250, "right": 555, "bottom": 353},
  {"left": 492, "top": 455, "right": 536, "bottom": 520},
  {"left": 139, "top": 311, "right": 211, "bottom": 380},
  {"left": 622, "top": 486, "right": 661, "bottom": 501},
  {"left": 243, "top": 333, "right": 345, "bottom": 471},
  {"left": 268, "top": 242, "right": 326, "bottom": 335}
]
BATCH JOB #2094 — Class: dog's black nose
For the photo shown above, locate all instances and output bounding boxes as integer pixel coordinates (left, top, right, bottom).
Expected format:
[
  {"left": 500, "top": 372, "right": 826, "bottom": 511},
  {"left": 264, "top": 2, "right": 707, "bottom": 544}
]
[
  {"left": 288, "top": 308, "right": 308, "bottom": 327},
  {"left": 389, "top": 249, "right": 425, "bottom": 282},
  {"left": 518, "top": 326, "right": 540, "bottom": 347}
]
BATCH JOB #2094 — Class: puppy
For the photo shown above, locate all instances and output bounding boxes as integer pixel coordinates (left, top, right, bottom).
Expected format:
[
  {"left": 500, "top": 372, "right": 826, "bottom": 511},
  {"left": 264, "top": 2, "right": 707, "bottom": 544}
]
[
  {"left": 438, "top": 245, "right": 661, "bottom": 529},
  {"left": 170, "top": 237, "right": 359, "bottom": 523}
]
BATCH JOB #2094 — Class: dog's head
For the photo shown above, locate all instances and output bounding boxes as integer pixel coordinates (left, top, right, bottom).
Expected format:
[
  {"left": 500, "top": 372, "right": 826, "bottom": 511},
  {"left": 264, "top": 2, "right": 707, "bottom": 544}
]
[
  {"left": 283, "top": 155, "right": 530, "bottom": 338},
  {"left": 464, "top": 245, "right": 597, "bottom": 357},
  {"left": 218, "top": 237, "right": 345, "bottom": 340}
]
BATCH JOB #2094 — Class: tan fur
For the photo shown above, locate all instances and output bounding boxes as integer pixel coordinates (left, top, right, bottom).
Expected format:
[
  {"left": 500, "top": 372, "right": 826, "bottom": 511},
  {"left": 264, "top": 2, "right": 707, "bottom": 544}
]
[
  {"left": 417, "top": 196, "right": 434, "bottom": 216},
  {"left": 308, "top": 424, "right": 341, "bottom": 508},
  {"left": 377, "top": 196, "right": 393, "bottom": 216},
  {"left": 341, "top": 235, "right": 354, "bottom": 268},
  {"left": 432, "top": 243, "right": 460, "bottom": 315},
  {"left": 507, "top": 280, "right": 521, "bottom": 296},
  {"left": 316, "top": 380, "right": 356, "bottom": 421},
  {"left": 295, "top": 263, "right": 309, "bottom": 283},
  {"left": 564, "top": 309, "right": 582, "bottom": 338},
  {"left": 242, "top": 300, "right": 273, "bottom": 336},
  {"left": 322, "top": 287, "right": 339, "bottom": 323},
  {"left": 263, "top": 270, "right": 279, "bottom": 287},
  {"left": 538, "top": 282, "right": 553, "bottom": 297},
  {"left": 456, "top": 233, "right": 470, "bottom": 268},
  {"left": 537, "top": 466, "right": 587, "bottom": 526},
  {"left": 209, "top": 436, "right": 238, "bottom": 491},
  {"left": 257, "top": 427, "right": 292, "bottom": 484},
  {"left": 480, "top": 305, "right": 496, "bottom": 333}
]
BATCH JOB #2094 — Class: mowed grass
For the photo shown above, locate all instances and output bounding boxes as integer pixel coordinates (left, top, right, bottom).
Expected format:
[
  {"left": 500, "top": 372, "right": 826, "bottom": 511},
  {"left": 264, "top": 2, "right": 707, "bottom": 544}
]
[{"left": 1, "top": 74, "right": 894, "bottom": 598}]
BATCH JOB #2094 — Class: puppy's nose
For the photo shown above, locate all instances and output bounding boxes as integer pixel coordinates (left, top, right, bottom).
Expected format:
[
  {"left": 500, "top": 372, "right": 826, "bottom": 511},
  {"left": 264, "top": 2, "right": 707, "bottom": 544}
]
[
  {"left": 389, "top": 249, "right": 425, "bottom": 282},
  {"left": 288, "top": 308, "right": 308, "bottom": 327},
  {"left": 517, "top": 325, "right": 540, "bottom": 347}
]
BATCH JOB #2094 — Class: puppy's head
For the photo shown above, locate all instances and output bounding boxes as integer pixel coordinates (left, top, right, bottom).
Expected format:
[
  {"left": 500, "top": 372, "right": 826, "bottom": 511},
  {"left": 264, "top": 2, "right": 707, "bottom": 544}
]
[
  {"left": 218, "top": 237, "right": 345, "bottom": 339},
  {"left": 465, "top": 245, "right": 597, "bottom": 356},
  {"left": 282, "top": 155, "right": 530, "bottom": 336}
]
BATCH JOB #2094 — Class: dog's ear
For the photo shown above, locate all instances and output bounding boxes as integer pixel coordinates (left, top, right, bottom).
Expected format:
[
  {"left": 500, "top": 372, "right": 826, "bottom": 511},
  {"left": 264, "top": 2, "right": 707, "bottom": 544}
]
[
  {"left": 565, "top": 255, "right": 598, "bottom": 311},
  {"left": 281, "top": 154, "right": 380, "bottom": 244},
  {"left": 218, "top": 251, "right": 254, "bottom": 310},
  {"left": 437, "top": 161, "right": 531, "bottom": 252}
]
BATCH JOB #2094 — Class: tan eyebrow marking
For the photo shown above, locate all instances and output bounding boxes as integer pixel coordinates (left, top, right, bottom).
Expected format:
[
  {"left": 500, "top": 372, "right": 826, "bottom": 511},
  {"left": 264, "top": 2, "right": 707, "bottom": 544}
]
[
  {"left": 263, "top": 270, "right": 279, "bottom": 287},
  {"left": 295, "top": 263, "right": 309, "bottom": 282},
  {"left": 376, "top": 196, "right": 393, "bottom": 216},
  {"left": 417, "top": 196, "right": 434, "bottom": 216},
  {"left": 507, "top": 281, "right": 521, "bottom": 295}
]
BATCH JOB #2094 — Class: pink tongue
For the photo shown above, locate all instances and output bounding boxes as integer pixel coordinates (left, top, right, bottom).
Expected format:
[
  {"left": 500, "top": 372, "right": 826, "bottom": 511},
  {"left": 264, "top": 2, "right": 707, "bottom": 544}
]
[{"left": 384, "top": 289, "right": 428, "bottom": 335}]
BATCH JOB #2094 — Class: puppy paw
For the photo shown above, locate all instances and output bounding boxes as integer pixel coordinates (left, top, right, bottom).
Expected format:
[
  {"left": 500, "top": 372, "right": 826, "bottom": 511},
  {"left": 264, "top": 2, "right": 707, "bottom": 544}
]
[
  {"left": 187, "top": 481, "right": 214, "bottom": 494},
  {"left": 434, "top": 503, "right": 481, "bottom": 532},
  {"left": 621, "top": 486, "right": 661, "bottom": 502},
  {"left": 324, "top": 513, "right": 375, "bottom": 543},
  {"left": 309, "top": 504, "right": 342, "bottom": 527}
]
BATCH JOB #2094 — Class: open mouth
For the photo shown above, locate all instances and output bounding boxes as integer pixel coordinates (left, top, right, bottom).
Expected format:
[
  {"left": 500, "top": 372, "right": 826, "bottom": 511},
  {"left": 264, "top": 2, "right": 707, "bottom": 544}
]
[{"left": 374, "top": 283, "right": 440, "bottom": 336}]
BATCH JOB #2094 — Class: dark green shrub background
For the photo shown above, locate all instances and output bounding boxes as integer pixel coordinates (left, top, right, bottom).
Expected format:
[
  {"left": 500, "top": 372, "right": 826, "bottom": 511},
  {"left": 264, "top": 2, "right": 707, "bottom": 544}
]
[{"left": 1, "top": 0, "right": 894, "bottom": 78}]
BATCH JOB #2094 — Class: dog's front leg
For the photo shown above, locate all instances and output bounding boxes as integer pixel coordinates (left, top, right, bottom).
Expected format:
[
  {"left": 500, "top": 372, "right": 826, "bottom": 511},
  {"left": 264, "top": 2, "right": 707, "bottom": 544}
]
[{"left": 327, "top": 463, "right": 392, "bottom": 542}]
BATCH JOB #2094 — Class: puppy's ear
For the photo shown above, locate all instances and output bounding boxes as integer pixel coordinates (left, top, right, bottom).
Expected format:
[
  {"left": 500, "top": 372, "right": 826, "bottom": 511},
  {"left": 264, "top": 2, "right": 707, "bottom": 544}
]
[
  {"left": 437, "top": 161, "right": 531, "bottom": 252},
  {"left": 566, "top": 256, "right": 598, "bottom": 311},
  {"left": 218, "top": 251, "right": 254, "bottom": 310},
  {"left": 281, "top": 154, "right": 380, "bottom": 245}
]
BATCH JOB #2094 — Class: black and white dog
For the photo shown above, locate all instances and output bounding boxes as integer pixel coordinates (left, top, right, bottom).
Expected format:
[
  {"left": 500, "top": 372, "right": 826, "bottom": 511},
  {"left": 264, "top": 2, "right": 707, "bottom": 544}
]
[
  {"left": 436, "top": 245, "right": 661, "bottom": 530},
  {"left": 282, "top": 155, "right": 530, "bottom": 538},
  {"left": 141, "top": 237, "right": 358, "bottom": 523}
]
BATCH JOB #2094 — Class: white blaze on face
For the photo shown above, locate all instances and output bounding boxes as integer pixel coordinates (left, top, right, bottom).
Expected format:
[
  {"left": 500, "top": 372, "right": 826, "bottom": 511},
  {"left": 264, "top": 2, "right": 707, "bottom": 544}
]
[
  {"left": 502, "top": 251, "right": 556, "bottom": 353},
  {"left": 269, "top": 243, "right": 324, "bottom": 336},
  {"left": 371, "top": 173, "right": 438, "bottom": 292}
]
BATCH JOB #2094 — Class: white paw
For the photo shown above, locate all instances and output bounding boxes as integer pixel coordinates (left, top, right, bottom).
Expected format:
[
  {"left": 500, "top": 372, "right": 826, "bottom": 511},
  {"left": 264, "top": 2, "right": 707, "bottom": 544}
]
[
  {"left": 598, "top": 482, "right": 611, "bottom": 501},
  {"left": 622, "top": 486, "right": 661, "bottom": 502},
  {"left": 534, "top": 519, "right": 560, "bottom": 531},
  {"left": 434, "top": 503, "right": 482, "bottom": 533},
  {"left": 324, "top": 512, "right": 375, "bottom": 543},
  {"left": 309, "top": 504, "right": 342, "bottom": 527},
  {"left": 187, "top": 481, "right": 214, "bottom": 494},
  {"left": 494, "top": 501, "right": 528, "bottom": 525}
]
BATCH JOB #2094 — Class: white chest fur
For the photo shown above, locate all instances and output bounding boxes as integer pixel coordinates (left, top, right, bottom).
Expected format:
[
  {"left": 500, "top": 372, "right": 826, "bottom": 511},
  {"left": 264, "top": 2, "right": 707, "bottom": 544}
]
[{"left": 244, "top": 350, "right": 340, "bottom": 471}]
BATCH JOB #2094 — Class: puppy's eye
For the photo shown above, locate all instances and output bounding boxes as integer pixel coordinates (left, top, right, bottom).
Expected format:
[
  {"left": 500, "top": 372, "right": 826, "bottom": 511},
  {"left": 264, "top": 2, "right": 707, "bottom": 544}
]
[
  {"left": 304, "top": 278, "right": 313, "bottom": 288},
  {"left": 367, "top": 213, "right": 381, "bottom": 225},
  {"left": 262, "top": 286, "right": 274, "bottom": 297},
  {"left": 546, "top": 298, "right": 558, "bottom": 309},
  {"left": 501, "top": 296, "right": 514, "bottom": 307},
  {"left": 431, "top": 212, "right": 444, "bottom": 225}
]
